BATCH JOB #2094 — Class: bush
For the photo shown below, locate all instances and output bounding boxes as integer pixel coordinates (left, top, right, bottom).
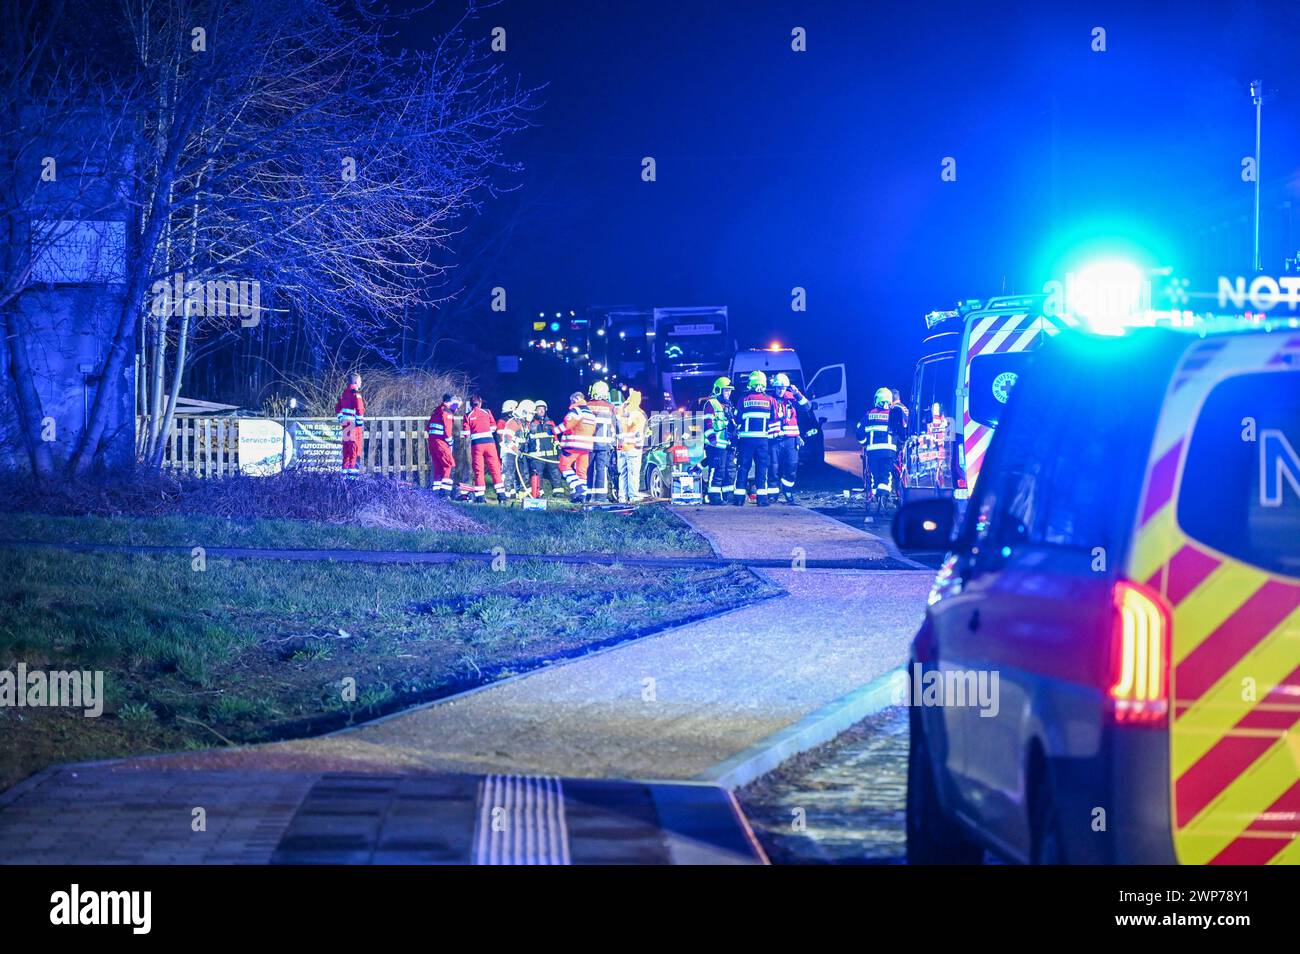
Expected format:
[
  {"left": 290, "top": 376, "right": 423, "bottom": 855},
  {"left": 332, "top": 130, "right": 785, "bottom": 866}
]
[{"left": 267, "top": 367, "right": 475, "bottom": 418}]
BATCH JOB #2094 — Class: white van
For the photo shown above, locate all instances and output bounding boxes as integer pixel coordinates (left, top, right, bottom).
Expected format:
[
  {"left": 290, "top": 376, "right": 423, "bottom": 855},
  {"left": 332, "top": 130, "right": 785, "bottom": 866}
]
[{"left": 730, "top": 346, "right": 848, "bottom": 441}]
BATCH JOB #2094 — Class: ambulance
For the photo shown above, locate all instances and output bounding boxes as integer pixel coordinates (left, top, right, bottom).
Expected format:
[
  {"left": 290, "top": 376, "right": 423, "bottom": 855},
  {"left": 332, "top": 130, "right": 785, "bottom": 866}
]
[
  {"left": 900, "top": 295, "right": 1074, "bottom": 506},
  {"left": 894, "top": 318, "right": 1300, "bottom": 864}
]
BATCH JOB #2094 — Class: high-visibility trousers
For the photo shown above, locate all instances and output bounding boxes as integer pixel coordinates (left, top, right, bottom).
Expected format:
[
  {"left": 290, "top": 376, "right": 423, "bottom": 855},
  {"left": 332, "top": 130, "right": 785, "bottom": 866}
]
[
  {"left": 587, "top": 447, "right": 612, "bottom": 499},
  {"left": 341, "top": 435, "right": 363, "bottom": 477},
  {"left": 704, "top": 444, "right": 735, "bottom": 503},
  {"left": 558, "top": 449, "right": 590, "bottom": 497},
  {"left": 471, "top": 442, "right": 504, "bottom": 500},
  {"left": 769, "top": 436, "right": 799, "bottom": 497},
  {"left": 428, "top": 438, "right": 455, "bottom": 492},
  {"left": 733, "top": 437, "right": 770, "bottom": 505}
]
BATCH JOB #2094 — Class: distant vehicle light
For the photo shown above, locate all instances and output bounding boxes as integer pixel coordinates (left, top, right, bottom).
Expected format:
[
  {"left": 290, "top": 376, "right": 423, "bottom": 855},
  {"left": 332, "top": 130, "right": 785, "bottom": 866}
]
[
  {"left": 922, "top": 519, "right": 938, "bottom": 531},
  {"left": 596, "top": 328, "right": 606, "bottom": 336},
  {"left": 769, "top": 341, "right": 782, "bottom": 351}
]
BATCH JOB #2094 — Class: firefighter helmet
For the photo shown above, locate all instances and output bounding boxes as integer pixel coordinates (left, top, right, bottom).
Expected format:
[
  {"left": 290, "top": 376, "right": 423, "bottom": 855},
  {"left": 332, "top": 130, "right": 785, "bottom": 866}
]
[
  {"left": 501, "top": 399, "right": 518, "bottom": 416},
  {"left": 874, "top": 387, "right": 892, "bottom": 407},
  {"left": 712, "top": 376, "right": 732, "bottom": 396},
  {"left": 515, "top": 399, "right": 535, "bottom": 419},
  {"left": 589, "top": 381, "right": 610, "bottom": 401},
  {"left": 534, "top": 399, "right": 548, "bottom": 412},
  {"left": 772, "top": 372, "right": 790, "bottom": 389},
  {"left": 747, "top": 370, "right": 767, "bottom": 391}
]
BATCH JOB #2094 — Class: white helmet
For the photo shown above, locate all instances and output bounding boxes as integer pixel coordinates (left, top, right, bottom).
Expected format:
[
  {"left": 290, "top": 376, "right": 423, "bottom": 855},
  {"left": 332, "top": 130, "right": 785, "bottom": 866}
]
[
  {"left": 501, "top": 399, "right": 518, "bottom": 416},
  {"left": 515, "top": 399, "right": 536, "bottom": 419}
]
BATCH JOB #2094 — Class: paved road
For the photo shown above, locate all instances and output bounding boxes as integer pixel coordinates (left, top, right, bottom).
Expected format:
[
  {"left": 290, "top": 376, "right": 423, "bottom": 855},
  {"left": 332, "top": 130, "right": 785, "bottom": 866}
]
[
  {"left": 0, "top": 769, "right": 764, "bottom": 864},
  {"left": 0, "top": 502, "right": 932, "bottom": 864}
]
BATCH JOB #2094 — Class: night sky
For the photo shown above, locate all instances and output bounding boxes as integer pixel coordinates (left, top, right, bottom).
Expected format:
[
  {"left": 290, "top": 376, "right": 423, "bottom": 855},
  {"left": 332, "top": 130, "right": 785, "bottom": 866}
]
[{"left": 405, "top": 0, "right": 1300, "bottom": 405}]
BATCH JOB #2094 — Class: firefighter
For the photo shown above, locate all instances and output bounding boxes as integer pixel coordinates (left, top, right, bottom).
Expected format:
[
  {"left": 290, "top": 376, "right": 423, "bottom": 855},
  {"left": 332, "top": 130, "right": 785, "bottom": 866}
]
[
  {"left": 524, "top": 400, "right": 566, "bottom": 497},
  {"left": 585, "top": 380, "right": 617, "bottom": 503},
  {"left": 334, "top": 372, "right": 366, "bottom": 478},
  {"left": 463, "top": 394, "right": 504, "bottom": 502},
  {"left": 557, "top": 391, "right": 596, "bottom": 503},
  {"left": 890, "top": 388, "right": 910, "bottom": 431},
  {"left": 732, "top": 371, "right": 778, "bottom": 507},
  {"left": 426, "top": 393, "right": 459, "bottom": 496},
  {"left": 857, "top": 386, "right": 903, "bottom": 502},
  {"left": 615, "top": 388, "right": 647, "bottom": 503},
  {"left": 702, "top": 376, "right": 736, "bottom": 505},
  {"left": 497, "top": 400, "right": 525, "bottom": 500},
  {"left": 767, "top": 372, "right": 811, "bottom": 504}
]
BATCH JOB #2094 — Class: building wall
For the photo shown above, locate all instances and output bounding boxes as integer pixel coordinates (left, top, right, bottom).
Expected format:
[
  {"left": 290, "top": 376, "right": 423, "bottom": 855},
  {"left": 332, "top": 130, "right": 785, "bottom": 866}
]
[{"left": 0, "top": 283, "right": 134, "bottom": 472}]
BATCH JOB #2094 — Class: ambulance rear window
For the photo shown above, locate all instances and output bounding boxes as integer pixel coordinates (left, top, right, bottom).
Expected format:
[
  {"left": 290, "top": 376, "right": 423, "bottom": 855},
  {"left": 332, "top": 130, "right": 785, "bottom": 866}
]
[{"left": 1178, "top": 370, "right": 1300, "bottom": 579}]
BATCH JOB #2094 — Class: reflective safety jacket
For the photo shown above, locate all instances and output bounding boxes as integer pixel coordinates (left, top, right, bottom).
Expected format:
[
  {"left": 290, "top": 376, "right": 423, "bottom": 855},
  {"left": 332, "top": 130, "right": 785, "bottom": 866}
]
[
  {"left": 464, "top": 407, "right": 497, "bottom": 446},
  {"left": 525, "top": 417, "right": 559, "bottom": 460},
  {"left": 335, "top": 386, "right": 366, "bottom": 434},
  {"left": 737, "top": 391, "right": 779, "bottom": 438},
  {"left": 426, "top": 405, "right": 456, "bottom": 444},
  {"left": 498, "top": 417, "right": 525, "bottom": 456},
  {"left": 771, "top": 387, "right": 809, "bottom": 439},
  {"left": 702, "top": 396, "right": 735, "bottom": 448},
  {"left": 558, "top": 402, "right": 597, "bottom": 452},
  {"left": 856, "top": 405, "right": 899, "bottom": 451},
  {"left": 586, "top": 399, "right": 616, "bottom": 449}
]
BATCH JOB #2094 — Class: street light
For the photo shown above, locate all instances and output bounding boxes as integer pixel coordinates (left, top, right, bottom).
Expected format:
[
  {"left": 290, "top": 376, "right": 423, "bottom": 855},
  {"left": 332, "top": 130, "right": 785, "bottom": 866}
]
[{"left": 1251, "top": 79, "right": 1264, "bottom": 273}]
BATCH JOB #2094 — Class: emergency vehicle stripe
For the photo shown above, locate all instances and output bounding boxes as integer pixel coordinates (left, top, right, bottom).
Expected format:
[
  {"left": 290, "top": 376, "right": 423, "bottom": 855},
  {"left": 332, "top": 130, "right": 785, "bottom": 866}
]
[
  {"left": 1127, "top": 332, "right": 1300, "bottom": 865},
  {"left": 968, "top": 315, "right": 1026, "bottom": 357},
  {"left": 964, "top": 317, "right": 1000, "bottom": 358},
  {"left": 1208, "top": 779, "right": 1300, "bottom": 865},
  {"left": 1174, "top": 581, "right": 1300, "bottom": 702},
  {"left": 1174, "top": 617, "right": 1300, "bottom": 758},
  {"left": 960, "top": 315, "right": 1043, "bottom": 488},
  {"left": 1138, "top": 438, "right": 1185, "bottom": 524},
  {"left": 1179, "top": 739, "right": 1300, "bottom": 864},
  {"left": 1175, "top": 662, "right": 1300, "bottom": 828},
  {"left": 1143, "top": 544, "right": 1222, "bottom": 606}
]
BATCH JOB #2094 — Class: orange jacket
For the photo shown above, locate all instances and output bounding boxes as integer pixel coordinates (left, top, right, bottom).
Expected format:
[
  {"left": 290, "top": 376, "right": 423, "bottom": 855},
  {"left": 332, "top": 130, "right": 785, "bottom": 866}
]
[{"left": 558, "top": 401, "right": 597, "bottom": 452}]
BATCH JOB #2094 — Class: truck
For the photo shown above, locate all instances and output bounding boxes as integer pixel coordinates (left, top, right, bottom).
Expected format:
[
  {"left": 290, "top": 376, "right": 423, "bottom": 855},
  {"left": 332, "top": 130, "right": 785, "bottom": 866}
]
[
  {"left": 899, "top": 295, "right": 1071, "bottom": 506},
  {"left": 650, "top": 306, "right": 735, "bottom": 411}
]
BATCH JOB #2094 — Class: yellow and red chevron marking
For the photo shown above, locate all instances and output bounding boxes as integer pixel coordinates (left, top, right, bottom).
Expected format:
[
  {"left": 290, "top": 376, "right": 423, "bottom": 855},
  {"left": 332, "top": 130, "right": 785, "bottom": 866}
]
[
  {"left": 1128, "top": 333, "right": 1300, "bottom": 865},
  {"left": 960, "top": 314, "right": 1055, "bottom": 490}
]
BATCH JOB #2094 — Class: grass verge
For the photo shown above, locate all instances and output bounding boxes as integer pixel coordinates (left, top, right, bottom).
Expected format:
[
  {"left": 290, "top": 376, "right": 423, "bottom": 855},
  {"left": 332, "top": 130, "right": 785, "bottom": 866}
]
[
  {"left": 0, "top": 545, "right": 774, "bottom": 790},
  {"left": 0, "top": 503, "right": 711, "bottom": 558}
]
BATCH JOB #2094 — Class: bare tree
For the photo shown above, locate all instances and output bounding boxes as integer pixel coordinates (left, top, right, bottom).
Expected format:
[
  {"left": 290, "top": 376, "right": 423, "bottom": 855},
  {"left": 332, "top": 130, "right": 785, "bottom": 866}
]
[{"left": 66, "top": 0, "right": 534, "bottom": 475}]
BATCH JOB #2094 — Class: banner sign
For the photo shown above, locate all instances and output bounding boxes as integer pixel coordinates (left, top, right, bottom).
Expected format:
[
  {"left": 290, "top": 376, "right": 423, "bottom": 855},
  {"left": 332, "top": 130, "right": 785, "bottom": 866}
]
[{"left": 287, "top": 420, "right": 343, "bottom": 473}]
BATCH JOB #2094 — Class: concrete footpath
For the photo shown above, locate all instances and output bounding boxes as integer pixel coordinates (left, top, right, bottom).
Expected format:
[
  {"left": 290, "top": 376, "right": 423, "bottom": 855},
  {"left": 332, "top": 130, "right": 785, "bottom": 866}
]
[{"left": 0, "top": 503, "right": 932, "bottom": 864}]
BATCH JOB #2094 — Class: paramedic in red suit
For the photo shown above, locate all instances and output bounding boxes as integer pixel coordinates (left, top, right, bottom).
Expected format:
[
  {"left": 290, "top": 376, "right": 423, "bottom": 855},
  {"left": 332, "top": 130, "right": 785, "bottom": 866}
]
[
  {"left": 335, "top": 372, "right": 366, "bottom": 478},
  {"left": 426, "top": 393, "right": 459, "bottom": 496},
  {"left": 463, "top": 394, "right": 504, "bottom": 502}
]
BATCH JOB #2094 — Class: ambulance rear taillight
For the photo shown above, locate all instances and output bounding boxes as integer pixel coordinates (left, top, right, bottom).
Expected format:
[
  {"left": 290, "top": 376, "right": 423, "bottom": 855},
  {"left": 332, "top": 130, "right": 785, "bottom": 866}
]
[{"left": 1107, "top": 580, "right": 1171, "bottom": 726}]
